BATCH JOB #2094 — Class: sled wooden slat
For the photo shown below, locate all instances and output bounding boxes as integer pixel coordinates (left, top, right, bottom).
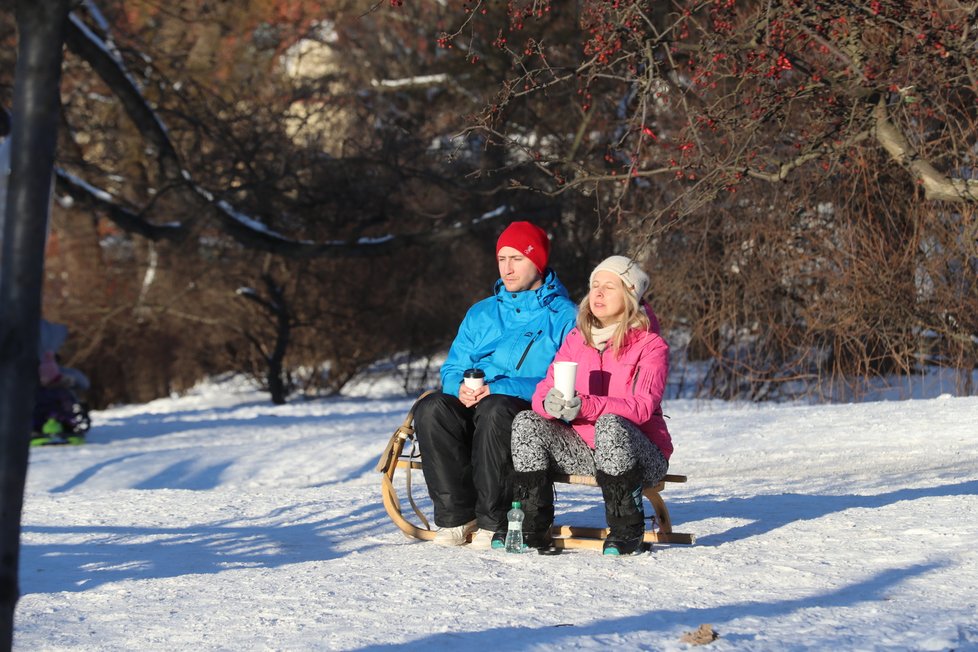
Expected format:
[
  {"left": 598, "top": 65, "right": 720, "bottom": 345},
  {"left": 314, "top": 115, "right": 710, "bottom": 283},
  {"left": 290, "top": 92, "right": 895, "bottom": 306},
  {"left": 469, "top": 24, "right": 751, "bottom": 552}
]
[
  {"left": 379, "top": 393, "right": 694, "bottom": 549},
  {"left": 547, "top": 474, "right": 695, "bottom": 549},
  {"left": 546, "top": 528, "right": 694, "bottom": 550},
  {"left": 552, "top": 473, "right": 688, "bottom": 486}
]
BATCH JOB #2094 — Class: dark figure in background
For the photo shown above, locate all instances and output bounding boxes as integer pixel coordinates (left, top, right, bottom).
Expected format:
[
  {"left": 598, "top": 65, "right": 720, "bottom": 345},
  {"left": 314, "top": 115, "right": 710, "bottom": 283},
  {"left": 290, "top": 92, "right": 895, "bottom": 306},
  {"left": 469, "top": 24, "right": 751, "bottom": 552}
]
[{"left": 31, "top": 320, "right": 91, "bottom": 445}]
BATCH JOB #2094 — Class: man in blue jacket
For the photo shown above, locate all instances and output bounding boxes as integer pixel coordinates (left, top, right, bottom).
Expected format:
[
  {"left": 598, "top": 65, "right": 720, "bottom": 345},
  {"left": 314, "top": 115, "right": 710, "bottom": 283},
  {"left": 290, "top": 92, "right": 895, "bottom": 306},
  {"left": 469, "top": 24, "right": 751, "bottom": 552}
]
[{"left": 415, "top": 221, "right": 577, "bottom": 549}]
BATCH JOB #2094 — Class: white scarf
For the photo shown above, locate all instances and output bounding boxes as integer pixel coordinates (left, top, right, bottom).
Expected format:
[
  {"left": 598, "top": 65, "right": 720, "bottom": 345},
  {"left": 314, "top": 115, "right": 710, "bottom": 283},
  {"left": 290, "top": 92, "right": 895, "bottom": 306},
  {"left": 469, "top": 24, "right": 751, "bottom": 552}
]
[{"left": 590, "top": 322, "right": 619, "bottom": 351}]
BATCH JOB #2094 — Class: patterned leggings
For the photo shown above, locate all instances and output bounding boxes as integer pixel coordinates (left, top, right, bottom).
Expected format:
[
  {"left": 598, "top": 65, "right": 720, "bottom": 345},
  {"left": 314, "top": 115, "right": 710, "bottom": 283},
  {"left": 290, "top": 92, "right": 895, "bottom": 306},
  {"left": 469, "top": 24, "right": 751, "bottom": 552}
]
[{"left": 511, "top": 410, "right": 668, "bottom": 484}]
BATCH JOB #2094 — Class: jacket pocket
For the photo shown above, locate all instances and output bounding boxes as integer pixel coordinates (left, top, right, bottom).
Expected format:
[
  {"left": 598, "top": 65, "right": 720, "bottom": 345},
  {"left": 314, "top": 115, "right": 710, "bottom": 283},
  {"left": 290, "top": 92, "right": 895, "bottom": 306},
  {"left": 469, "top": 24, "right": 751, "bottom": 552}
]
[
  {"left": 631, "top": 366, "right": 641, "bottom": 394},
  {"left": 515, "top": 330, "right": 543, "bottom": 370}
]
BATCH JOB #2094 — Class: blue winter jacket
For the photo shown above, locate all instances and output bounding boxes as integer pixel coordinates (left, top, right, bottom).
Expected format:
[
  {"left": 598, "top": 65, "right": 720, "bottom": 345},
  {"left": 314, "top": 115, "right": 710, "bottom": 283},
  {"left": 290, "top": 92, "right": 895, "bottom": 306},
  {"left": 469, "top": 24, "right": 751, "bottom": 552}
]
[{"left": 440, "top": 269, "right": 578, "bottom": 401}]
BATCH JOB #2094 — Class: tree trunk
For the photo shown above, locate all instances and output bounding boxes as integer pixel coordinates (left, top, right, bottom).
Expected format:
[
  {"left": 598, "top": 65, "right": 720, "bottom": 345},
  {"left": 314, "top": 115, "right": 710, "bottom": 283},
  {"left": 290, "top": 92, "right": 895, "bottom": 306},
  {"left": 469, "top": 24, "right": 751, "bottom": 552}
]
[
  {"left": 0, "top": 1, "right": 71, "bottom": 649},
  {"left": 263, "top": 274, "right": 290, "bottom": 406}
]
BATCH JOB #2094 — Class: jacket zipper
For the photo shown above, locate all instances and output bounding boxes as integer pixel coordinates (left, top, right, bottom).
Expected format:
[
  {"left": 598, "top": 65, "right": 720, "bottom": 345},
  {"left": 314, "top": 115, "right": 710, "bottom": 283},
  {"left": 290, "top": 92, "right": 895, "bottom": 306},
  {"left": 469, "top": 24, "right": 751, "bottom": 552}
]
[
  {"left": 515, "top": 330, "right": 543, "bottom": 370},
  {"left": 598, "top": 348, "right": 607, "bottom": 393}
]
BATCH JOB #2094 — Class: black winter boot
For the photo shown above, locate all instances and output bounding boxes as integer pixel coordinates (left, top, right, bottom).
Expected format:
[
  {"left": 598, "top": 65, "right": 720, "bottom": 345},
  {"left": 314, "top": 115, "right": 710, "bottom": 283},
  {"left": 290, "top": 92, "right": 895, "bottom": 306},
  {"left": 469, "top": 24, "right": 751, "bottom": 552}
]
[
  {"left": 596, "top": 466, "right": 647, "bottom": 556},
  {"left": 511, "top": 470, "right": 555, "bottom": 549}
]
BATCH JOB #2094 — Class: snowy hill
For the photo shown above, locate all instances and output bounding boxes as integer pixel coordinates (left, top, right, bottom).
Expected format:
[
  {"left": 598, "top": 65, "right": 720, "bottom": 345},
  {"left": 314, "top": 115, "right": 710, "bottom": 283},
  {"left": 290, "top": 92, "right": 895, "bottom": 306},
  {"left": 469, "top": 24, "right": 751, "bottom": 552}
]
[{"left": 16, "top": 377, "right": 978, "bottom": 651}]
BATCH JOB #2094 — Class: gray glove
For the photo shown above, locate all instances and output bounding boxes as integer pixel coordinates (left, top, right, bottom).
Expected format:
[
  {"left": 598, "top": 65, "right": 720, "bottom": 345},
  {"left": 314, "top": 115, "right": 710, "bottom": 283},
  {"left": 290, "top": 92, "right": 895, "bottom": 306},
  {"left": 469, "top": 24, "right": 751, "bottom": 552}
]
[
  {"left": 543, "top": 387, "right": 566, "bottom": 419},
  {"left": 559, "top": 394, "right": 581, "bottom": 422}
]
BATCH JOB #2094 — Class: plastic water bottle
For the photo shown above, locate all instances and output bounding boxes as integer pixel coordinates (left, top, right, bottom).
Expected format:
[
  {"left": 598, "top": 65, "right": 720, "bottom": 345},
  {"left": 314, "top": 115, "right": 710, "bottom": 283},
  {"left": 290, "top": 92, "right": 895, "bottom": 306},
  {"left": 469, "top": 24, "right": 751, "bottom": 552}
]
[{"left": 505, "top": 501, "right": 524, "bottom": 553}]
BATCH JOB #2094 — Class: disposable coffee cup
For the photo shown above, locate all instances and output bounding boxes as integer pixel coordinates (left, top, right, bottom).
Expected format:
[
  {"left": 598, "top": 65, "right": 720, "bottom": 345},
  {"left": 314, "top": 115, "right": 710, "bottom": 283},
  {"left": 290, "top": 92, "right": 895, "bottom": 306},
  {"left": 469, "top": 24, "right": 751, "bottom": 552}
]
[
  {"left": 463, "top": 369, "right": 485, "bottom": 389},
  {"left": 553, "top": 361, "right": 578, "bottom": 398}
]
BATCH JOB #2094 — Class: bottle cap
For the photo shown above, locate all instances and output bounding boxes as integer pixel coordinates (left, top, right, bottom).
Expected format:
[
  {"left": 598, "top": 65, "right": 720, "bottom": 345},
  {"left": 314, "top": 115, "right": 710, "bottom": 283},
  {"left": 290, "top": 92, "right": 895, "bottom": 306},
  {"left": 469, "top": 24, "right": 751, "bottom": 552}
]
[{"left": 512, "top": 501, "right": 521, "bottom": 508}]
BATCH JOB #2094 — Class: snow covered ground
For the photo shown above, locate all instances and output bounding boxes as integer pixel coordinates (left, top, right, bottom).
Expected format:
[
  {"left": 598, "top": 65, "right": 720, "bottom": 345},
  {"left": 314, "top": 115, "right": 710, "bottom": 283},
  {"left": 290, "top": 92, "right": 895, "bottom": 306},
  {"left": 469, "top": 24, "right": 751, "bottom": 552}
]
[{"left": 15, "top": 375, "right": 978, "bottom": 651}]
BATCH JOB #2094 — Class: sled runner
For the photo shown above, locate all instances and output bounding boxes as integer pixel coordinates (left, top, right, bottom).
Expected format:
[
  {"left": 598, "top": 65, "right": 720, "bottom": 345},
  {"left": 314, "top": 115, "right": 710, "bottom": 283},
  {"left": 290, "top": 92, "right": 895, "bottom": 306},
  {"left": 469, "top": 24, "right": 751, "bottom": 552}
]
[{"left": 377, "top": 392, "right": 695, "bottom": 550}]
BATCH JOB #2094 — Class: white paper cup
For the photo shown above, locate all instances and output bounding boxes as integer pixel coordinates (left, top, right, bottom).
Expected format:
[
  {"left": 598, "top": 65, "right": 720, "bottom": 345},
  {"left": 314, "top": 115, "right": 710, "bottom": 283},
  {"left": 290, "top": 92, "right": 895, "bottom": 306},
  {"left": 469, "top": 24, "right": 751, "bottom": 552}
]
[
  {"left": 463, "top": 369, "right": 485, "bottom": 389},
  {"left": 553, "top": 361, "right": 578, "bottom": 398}
]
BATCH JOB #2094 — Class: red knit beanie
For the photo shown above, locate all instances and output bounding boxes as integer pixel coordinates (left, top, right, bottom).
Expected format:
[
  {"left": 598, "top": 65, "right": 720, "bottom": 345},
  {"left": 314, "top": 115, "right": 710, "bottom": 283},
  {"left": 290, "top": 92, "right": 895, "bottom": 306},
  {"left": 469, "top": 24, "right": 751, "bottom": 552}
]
[{"left": 495, "top": 221, "right": 550, "bottom": 274}]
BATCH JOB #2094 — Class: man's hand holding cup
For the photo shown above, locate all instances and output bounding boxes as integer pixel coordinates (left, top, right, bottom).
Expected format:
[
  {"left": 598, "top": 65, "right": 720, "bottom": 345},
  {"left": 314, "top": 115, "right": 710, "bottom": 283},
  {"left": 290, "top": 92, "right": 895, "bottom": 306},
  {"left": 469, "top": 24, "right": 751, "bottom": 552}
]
[{"left": 459, "top": 369, "right": 489, "bottom": 407}]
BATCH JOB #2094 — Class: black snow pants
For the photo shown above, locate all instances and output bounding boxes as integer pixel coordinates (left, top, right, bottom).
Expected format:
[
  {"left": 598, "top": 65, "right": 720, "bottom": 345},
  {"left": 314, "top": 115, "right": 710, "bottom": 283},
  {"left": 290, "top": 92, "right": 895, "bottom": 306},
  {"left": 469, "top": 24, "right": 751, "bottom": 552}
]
[{"left": 413, "top": 392, "right": 530, "bottom": 532}]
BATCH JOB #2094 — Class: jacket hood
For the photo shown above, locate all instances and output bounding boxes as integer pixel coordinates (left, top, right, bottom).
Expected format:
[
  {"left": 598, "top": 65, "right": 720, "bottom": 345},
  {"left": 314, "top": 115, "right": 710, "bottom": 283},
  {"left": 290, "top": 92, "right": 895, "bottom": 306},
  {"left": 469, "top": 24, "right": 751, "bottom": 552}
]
[{"left": 492, "top": 268, "right": 571, "bottom": 312}]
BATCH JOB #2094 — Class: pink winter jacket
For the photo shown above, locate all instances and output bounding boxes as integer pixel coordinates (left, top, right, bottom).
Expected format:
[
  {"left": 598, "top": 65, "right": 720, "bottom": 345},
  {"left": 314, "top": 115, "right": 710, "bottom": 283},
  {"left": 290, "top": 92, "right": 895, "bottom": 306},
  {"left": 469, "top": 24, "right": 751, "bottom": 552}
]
[{"left": 531, "top": 317, "right": 672, "bottom": 460}]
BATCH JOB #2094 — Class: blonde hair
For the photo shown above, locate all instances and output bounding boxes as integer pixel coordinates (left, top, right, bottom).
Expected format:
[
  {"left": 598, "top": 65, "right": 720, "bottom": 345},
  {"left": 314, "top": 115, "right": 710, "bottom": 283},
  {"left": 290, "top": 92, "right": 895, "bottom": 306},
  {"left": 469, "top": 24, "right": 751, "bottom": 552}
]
[{"left": 576, "top": 277, "right": 650, "bottom": 357}]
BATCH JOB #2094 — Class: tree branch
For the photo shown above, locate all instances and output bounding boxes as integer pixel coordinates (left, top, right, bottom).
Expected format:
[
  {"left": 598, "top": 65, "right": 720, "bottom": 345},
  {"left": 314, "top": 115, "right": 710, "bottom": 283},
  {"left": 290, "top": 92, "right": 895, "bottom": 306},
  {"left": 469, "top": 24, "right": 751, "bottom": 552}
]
[
  {"left": 873, "top": 96, "right": 978, "bottom": 203},
  {"left": 60, "top": 6, "right": 508, "bottom": 258},
  {"left": 55, "top": 168, "right": 186, "bottom": 242},
  {"left": 64, "top": 12, "right": 183, "bottom": 180},
  {"left": 743, "top": 130, "right": 872, "bottom": 183}
]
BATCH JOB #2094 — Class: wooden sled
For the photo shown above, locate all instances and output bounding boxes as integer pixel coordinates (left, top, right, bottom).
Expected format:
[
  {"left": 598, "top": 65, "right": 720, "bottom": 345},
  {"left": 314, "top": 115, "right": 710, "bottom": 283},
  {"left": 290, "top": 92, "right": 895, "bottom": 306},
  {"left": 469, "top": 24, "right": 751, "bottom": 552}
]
[
  {"left": 377, "top": 392, "right": 695, "bottom": 550},
  {"left": 376, "top": 392, "right": 438, "bottom": 541}
]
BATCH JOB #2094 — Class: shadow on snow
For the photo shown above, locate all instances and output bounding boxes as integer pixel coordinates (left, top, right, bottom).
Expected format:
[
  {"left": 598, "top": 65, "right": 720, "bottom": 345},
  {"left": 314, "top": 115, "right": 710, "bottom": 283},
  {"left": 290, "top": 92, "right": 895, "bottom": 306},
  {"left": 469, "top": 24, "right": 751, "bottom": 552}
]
[
  {"left": 85, "top": 395, "right": 414, "bottom": 444},
  {"left": 552, "top": 478, "right": 978, "bottom": 547},
  {"left": 681, "top": 478, "right": 978, "bottom": 546},
  {"left": 351, "top": 561, "right": 944, "bottom": 650},
  {"left": 19, "top": 500, "right": 390, "bottom": 595}
]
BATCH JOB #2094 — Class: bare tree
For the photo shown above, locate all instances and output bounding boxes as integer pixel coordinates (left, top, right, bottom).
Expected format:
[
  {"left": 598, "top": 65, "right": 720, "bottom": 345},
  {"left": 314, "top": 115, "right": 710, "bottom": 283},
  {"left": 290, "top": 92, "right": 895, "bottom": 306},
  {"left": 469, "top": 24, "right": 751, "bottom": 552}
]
[
  {"left": 433, "top": 0, "right": 978, "bottom": 397},
  {"left": 2, "top": 1, "right": 530, "bottom": 405},
  {"left": 236, "top": 273, "right": 294, "bottom": 405},
  {"left": 0, "top": 1, "right": 73, "bottom": 646}
]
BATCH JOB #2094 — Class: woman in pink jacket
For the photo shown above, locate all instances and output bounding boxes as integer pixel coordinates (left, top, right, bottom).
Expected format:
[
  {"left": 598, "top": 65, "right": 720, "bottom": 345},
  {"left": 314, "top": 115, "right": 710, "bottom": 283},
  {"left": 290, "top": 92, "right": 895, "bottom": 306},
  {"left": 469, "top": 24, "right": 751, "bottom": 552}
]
[{"left": 510, "top": 256, "right": 671, "bottom": 555}]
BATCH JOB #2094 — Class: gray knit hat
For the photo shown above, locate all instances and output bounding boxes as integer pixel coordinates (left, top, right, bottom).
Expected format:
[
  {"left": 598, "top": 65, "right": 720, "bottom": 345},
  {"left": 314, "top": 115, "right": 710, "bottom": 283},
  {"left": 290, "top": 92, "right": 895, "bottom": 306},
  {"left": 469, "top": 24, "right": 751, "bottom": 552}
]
[{"left": 589, "top": 255, "right": 650, "bottom": 299}]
